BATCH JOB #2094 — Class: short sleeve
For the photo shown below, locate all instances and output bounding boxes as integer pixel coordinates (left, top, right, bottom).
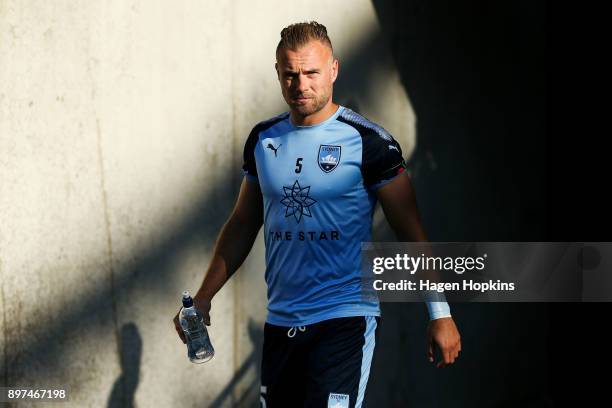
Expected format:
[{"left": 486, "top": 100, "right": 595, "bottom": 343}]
[
  {"left": 242, "top": 126, "right": 260, "bottom": 183},
  {"left": 362, "top": 130, "right": 407, "bottom": 190}
]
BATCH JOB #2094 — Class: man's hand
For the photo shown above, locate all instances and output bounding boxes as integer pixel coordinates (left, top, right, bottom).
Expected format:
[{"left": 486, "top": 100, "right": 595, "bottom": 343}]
[
  {"left": 426, "top": 317, "right": 461, "bottom": 368},
  {"left": 172, "top": 296, "right": 212, "bottom": 344}
]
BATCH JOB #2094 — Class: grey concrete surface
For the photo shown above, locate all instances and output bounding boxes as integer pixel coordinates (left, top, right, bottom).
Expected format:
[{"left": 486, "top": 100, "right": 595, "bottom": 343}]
[{"left": 1, "top": 1, "right": 417, "bottom": 406}]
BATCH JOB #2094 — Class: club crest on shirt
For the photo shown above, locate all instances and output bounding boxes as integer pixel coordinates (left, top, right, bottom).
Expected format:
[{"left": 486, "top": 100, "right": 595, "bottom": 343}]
[{"left": 318, "top": 145, "right": 341, "bottom": 173}]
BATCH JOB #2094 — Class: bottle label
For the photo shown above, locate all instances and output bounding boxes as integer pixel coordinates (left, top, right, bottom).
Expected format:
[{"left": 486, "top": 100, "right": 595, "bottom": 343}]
[{"left": 185, "top": 316, "right": 206, "bottom": 341}]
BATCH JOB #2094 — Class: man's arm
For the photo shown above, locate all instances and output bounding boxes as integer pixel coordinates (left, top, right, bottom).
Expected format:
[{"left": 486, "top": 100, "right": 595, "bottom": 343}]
[
  {"left": 376, "top": 172, "right": 462, "bottom": 367},
  {"left": 173, "top": 178, "right": 263, "bottom": 342},
  {"left": 195, "top": 178, "right": 263, "bottom": 303},
  {"left": 376, "top": 172, "right": 427, "bottom": 241}
]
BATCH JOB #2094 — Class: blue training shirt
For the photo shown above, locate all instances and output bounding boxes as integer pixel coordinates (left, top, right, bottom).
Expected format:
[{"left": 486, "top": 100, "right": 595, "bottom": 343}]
[{"left": 242, "top": 105, "right": 450, "bottom": 326}]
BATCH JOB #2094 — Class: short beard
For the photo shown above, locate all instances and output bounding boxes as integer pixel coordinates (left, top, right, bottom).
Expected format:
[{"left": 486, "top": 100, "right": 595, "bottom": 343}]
[{"left": 289, "top": 90, "right": 330, "bottom": 117}]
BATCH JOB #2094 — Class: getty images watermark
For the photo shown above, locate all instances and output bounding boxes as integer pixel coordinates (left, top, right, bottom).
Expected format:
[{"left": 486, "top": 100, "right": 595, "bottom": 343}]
[{"left": 359, "top": 243, "right": 611, "bottom": 302}]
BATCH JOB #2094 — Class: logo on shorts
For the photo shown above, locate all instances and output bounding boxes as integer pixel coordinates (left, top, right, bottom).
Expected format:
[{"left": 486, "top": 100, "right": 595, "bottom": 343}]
[
  {"left": 318, "top": 145, "right": 341, "bottom": 173},
  {"left": 328, "top": 393, "right": 349, "bottom": 408}
]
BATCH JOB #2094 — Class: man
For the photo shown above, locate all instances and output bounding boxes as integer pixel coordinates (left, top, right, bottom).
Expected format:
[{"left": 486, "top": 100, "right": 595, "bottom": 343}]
[{"left": 174, "top": 21, "right": 461, "bottom": 407}]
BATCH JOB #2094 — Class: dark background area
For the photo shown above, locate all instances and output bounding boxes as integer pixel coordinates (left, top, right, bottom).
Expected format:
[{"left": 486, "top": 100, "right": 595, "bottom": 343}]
[
  {"left": 545, "top": 2, "right": 607, "bottom": 405},
  {"left": 358, "top": 1, "right": 602, "bottom": 406}
]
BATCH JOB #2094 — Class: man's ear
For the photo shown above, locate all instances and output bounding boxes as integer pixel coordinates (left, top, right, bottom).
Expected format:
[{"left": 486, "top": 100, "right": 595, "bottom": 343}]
[
  {"left": 275, "top": 62, "right": 279, "bottom": 80},
  {"left": 331, "top": 58, "right": 339, "bottom": 83}
]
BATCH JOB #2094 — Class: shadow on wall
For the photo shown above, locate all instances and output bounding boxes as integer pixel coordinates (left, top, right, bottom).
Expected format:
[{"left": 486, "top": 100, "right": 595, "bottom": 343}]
[
  {"left": 107, "top": 322, "right": 142, "bottom": 408},
  {"left": 371, "top": 0, "right": 548, "bottom": 243},
  {"left": 208, "top": 319, "right": 263, "bottom": 407},
  {"left": 366, "top": 1, "right": 551, "bottom": 407}
]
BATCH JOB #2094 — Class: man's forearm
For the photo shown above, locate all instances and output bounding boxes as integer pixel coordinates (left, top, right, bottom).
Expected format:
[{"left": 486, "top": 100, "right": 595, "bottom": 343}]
[
  {"left": 379, "top": 180, "right": 452, "bottom": 321},
  {"left": 195, "top": 215, "right": 261, "bottom": 302},
  {"left": 393, "top": 234, "right": 452, "bottom": 320}
]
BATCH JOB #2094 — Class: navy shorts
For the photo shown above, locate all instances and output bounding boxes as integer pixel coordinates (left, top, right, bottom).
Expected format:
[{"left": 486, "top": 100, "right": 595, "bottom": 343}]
[{"left": 260, "top": 315, "right": 381, "bottom": 408}]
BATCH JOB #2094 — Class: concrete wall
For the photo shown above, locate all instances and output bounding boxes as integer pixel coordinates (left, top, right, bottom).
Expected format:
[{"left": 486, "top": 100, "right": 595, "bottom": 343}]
[{"left": 1, "top": 1, "right": 416, "bottom": 406}]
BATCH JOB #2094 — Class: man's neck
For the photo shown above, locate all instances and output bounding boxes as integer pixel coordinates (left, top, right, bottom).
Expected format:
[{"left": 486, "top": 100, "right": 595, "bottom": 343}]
[{"left": 290, "top": 102, "right": 339, "bottom": 126}]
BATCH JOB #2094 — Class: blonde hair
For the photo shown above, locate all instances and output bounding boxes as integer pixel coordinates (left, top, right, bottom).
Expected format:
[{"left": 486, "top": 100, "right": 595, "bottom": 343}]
[{"left": 276, "top": 21, "right": 333, "bottom": 58}]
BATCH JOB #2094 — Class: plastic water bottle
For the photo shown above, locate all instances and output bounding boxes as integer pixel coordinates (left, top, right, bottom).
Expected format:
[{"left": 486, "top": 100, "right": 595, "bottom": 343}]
[{"left": 179, "top": 290, "right": 214, "bottom": 364}]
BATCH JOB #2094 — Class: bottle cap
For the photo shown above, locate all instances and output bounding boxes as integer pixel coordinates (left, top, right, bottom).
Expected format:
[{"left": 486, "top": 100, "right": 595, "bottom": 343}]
[{"left": 182, "top": 290, "right": 193, "bottom": 308}]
